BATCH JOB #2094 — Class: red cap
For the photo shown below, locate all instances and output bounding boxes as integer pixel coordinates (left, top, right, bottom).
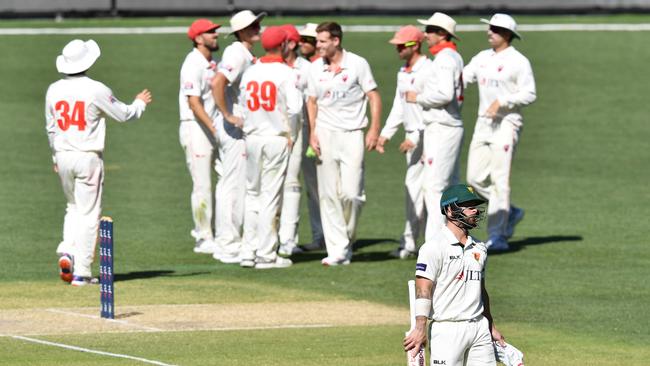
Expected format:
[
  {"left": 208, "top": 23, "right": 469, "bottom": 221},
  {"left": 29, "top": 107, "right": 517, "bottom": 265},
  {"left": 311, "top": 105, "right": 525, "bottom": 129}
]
[
  {"left": 388, "top": 25, "right": 424, "bottom": 45},
  {"left": 280, "top": 24, "right": 300, "bottom": 43},
  {"left": 261, "top": 26, "right": 288, "bottom": 50},
  {"left": 187, "top": 19, "right": 221, "bottom": 40}
]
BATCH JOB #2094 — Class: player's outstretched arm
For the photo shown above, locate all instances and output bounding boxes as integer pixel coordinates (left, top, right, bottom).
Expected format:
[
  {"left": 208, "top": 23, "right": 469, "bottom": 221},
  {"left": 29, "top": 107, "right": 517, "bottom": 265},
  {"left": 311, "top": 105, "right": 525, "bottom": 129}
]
[{"left": 136, "top": 89, "right": 152, "bottom": 104}]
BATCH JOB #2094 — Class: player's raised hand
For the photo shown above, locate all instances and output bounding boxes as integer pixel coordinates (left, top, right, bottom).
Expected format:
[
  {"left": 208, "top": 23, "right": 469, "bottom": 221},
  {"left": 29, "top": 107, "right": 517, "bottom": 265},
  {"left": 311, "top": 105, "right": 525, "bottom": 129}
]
[
  {"left": 376, "top": 136, "right": 388, "bottom": 154},
  {"left": 136, "top": 89, "right": 152, "bottom": 104}
]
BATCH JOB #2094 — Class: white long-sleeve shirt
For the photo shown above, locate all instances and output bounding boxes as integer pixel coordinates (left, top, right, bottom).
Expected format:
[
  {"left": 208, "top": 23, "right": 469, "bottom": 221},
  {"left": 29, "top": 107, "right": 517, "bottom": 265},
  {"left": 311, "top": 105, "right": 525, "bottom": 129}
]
[
  {"left": 463, "top": 46, "right": 536, "bottom": 127},
  {"left": 380, "top": 55, "right": 430, "bottom": 145},
  {"left": 45, "top": 75, "right": 146, "bottom": 154},
  {"left": 416, "top": 48, "right": 464, "bottom": 127},
  {"left": 239, "top": 56, "right": 303, "bottom": 139}
]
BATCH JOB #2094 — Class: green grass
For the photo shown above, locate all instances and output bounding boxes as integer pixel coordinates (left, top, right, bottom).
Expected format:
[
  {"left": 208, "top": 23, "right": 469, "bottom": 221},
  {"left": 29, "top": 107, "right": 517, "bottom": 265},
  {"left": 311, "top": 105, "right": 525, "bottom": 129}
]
[{"left": 1, "top": 16, "right": 649, "bottom": 365}]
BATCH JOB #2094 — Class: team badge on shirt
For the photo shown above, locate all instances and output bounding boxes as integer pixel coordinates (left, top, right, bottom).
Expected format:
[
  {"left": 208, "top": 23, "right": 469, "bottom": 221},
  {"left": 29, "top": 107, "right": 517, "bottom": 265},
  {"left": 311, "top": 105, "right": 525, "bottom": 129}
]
[
  {"left": 473, "top": 252, "right": 481, "bottom": 262},
  {"left": 183, "top": 81, "right": 193, "bottom": 90},
  {"left": 342, "top": 74, "right": 348, "bottom": 82},
  {"left": 497, "top": 65, "right": 504, "bottom": 72}
]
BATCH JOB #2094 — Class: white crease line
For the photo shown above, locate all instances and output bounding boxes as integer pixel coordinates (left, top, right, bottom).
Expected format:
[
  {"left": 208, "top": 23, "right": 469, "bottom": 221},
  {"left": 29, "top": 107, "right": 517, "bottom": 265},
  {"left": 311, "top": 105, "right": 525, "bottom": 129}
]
[
  {"left": 8, "top": 323, "right": 335, "bottom": 337},
  {"left": 8, "top": 335, "right": 177, "bottom": 366},
  {"left": 45, "top": 308, "right": 163, "bottom": 332},
  {"left": 1, "top": 23, "right": 650, "bottom": 35}
]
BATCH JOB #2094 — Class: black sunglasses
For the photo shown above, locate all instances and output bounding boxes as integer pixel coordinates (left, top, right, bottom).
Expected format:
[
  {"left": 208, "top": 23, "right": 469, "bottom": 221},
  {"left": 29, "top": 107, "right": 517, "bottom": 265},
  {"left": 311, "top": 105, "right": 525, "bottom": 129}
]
[
  {"left": 424, "top": 25, "right": 445, "bottom": 34},
  {"left": 489, "top": 25, "right": 510, "bottom": 35}
]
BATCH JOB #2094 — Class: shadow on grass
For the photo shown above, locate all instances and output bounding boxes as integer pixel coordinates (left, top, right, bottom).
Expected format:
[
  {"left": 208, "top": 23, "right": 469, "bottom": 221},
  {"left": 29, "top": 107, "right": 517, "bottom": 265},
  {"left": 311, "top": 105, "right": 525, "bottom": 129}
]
[
  {"left": 292, "top": 238, "right": 398, "bottom": 264},
  {"left": 488, "top": 235, "right": 583, "bottom": 256},
  {"left": 114, "top": 270, "right": 211, "bottom": 282}
]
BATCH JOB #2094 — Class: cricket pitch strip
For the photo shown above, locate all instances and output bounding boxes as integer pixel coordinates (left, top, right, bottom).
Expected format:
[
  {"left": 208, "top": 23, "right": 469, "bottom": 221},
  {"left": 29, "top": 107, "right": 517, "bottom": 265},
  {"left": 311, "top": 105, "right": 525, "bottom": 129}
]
[{"left": 0, "top": 300, "right": 407, "bottom": 336}]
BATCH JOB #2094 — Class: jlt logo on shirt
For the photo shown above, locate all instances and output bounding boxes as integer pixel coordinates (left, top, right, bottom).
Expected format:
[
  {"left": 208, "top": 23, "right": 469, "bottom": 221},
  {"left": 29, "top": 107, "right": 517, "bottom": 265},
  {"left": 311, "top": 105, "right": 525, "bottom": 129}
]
[
  {"left": 324, "top": 90, "right": 350, "bottom": 100},
  {"left": 455, "top": 269, "right": 482, "bottom": 282}
]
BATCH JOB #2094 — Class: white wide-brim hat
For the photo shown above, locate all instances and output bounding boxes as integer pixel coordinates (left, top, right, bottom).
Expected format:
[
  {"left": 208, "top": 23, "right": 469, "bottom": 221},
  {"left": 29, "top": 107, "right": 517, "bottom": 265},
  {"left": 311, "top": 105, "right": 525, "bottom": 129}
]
[
  {"left": 299, "top": 23, "right": 318, "bottom": 38},
  {"left": 230, "top": 10, "right": 267, "bottom": 33},
  {"left": 480, "top": 13, "right": 521, "bottom": 39},
  {"left": 417, "top": 12, "right": 459, "bottom": 39},
  {"left": 56, "top": 39, "right": 101, "bottom": 74}
]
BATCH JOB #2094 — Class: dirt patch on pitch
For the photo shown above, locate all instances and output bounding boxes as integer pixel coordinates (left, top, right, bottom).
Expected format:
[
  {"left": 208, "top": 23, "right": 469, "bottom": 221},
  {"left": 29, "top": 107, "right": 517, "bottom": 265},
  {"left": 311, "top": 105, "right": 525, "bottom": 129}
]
[{"left": 0, "top": 301, "right": 407, "bottom": 336}]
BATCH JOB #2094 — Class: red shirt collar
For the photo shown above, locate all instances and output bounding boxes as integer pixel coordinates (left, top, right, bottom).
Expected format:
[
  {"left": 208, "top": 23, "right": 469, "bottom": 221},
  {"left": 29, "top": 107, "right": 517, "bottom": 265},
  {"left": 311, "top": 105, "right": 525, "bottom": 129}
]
[
  {"left": 258, "top": 55, "right": 284, "bottom": 64},
  {"left": 429, "top": 41, "right": 457, "bottom": 56}
]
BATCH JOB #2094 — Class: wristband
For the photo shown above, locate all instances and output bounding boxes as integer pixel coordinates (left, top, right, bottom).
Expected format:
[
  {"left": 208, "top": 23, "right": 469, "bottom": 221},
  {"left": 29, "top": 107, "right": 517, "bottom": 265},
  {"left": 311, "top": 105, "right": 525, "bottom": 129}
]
[{"left": 415, "top": 298, "right": 432, "bottom": 318}]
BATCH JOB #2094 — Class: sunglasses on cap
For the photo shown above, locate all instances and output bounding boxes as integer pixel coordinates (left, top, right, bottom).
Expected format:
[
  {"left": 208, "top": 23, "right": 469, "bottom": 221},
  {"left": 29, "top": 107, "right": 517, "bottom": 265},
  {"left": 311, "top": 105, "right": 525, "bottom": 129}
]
[
  {"left": 300, "top": 36, "right": 316, "bottom": 43},
  {"left": 489, "top": 25, "right": 511, "bottom": 35},
  {"left": 396, "top": 41, "right": 418, "bottom": 50},
  {"left": 424, "top": 25, "right": 445, "bottom": 34}
]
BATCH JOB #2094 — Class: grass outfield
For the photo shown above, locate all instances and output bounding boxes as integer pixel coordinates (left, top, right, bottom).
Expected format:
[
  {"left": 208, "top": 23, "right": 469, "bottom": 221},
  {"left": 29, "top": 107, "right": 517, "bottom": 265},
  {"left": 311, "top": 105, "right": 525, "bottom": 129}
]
[{"left": 0, "top": 16, "right": 649, "bottom": 365}]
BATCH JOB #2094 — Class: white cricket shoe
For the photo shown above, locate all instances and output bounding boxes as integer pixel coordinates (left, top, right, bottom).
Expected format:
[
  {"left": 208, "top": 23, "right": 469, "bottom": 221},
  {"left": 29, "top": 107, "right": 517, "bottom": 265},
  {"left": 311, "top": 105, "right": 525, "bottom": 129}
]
[
  {"left": 71, "top": 276, "right": 99, "bottom": 287},
  {"left": 389, "top": 248, "right": 417, "bottom": 259},
  {"left": 278, "top": 241, "right": 303, "bottom": 256},
  {"left": 505, "top": 206, "right": 525, "bottom": 239},
  {"left": 193, "top": 239, "right": 218, "bottom": 254},
  {"left": 321, "top": 256, "right": 351, "bottom": 266},
  {"left": 486, "top": 236, "right": 510, "bottom": 252},
  {"left": 255, "top": 257, "right": 293, "bottom": 269}
]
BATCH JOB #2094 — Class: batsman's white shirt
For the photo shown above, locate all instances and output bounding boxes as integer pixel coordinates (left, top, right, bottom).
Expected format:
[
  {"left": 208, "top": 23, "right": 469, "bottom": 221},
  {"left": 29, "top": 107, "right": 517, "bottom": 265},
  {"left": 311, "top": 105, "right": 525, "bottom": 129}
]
[
  {"left": 417, "top": 47, "right": 464, "bottom": 127},
  {"left": 239, "top": 56, "right": 303, "bottom": 137},
  {"left": 179, "top": 48, "right": 219, "bottom": 122},
  {"left": 415, "top": 225, "right": 487, "bottom": 321},
  {"left": 380, "top": 55, "right": 429, "bottom": 144},
  {"left": 46, "top": 76, "right": 146, "bottom": 153},
  {"left": 305, "top": 50, "right": 377, "bottom": 131},
  {"left": 463, "top": 45, "right": 536, "bottom": 128}
]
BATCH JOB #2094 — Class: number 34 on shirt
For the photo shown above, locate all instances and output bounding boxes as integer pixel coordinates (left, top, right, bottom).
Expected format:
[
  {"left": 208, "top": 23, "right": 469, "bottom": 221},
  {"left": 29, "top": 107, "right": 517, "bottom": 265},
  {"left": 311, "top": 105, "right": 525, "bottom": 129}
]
[{"left": 55, "top": 100, "right": 86, "bottom": 131}]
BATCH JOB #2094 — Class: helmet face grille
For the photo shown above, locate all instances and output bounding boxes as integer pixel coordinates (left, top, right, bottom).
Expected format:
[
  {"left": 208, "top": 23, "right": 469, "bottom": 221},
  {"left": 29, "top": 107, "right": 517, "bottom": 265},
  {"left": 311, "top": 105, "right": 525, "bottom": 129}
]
[{"left": 445, "top": 202, "right": 485, "bottom": 230}]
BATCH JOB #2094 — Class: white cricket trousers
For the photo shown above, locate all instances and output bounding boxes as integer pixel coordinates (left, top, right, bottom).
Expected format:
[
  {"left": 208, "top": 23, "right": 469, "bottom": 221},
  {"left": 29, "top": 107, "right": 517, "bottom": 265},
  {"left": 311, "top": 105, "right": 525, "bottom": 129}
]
[
  {"left": 316, "top": 126, "right": 366, "bottom": 260},
  {"left": 422, "top": 123, "right": 463, "bottom": 240},
  {"left": 278, "top": 120, "right": 323, "bottom": 246},
  {"left": 401, "top": 131, "right": 426, "bottom": 252},
  {"left": 242, "top": 135, "right": 289, "bottom": 261},
  {"left": 428, "top": 316, "right": 496, "bottom": 366},
  {"left": 179, "top": 121, "right": 215, "bottom": 242},
  {"left": 214, "top": 118, "right": 246, "bottom": 256},
  {"left": 55, "top": 151, "right": 103, "bottom": 278},
  {"left": 466, "top": 117, "right": 520, "bottom": 240}
]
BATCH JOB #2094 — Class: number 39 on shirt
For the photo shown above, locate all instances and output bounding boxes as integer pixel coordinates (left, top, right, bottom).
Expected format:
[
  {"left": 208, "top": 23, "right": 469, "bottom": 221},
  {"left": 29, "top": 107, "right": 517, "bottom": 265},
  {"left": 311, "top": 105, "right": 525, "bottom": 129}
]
[
  {"left": 55, "top": 100, "right": 86, "bottom": 131},
  {"left": 246, "top": 81, "right": 276, "bottom": 112}
]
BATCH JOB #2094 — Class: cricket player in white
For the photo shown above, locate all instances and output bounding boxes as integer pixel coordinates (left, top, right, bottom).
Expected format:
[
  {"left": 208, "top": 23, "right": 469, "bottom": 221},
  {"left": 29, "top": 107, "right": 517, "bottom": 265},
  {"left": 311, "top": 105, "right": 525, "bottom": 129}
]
[
  {"left": 296, "top": 23, "right": 326, "bottom": 252},
  {"left": 404, "top": 184, "right": 506, "bottom": 366},
  {"left": 277, "top": 24, "right": 314, "bottom": 256},
  {"left": 406, "top": 13, "right": 465, "bottom": 242},
  {"left": 178, "top": 19, "right": 221, "bottom": 255},
  {"left": 377, "top": 25, "right": 429, "bottom": 259},
  {"left": 306, "top": 22, "right": 382, "bottom": 266},
  {"left": 211, "top": 10, "right": 265, "bottom": 264},
  {"left": 463, "top": 14, "right": 536, "bottom": 252},
  {"left": 239, "top": 26, "right": 303, "bottom": 269},
  {"left": 46, "top": 39, "right": 152, "bottom": 286}
]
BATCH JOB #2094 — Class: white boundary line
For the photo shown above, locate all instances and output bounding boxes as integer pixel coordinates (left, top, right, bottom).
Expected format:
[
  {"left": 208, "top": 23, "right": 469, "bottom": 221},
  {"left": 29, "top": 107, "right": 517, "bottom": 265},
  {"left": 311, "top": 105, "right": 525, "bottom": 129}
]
[
  {"left": 6, "top": 335, "right": 178, "bottom": 366},
  {"left": 1, "top": 23, "right": 650, "bottom": 35}
]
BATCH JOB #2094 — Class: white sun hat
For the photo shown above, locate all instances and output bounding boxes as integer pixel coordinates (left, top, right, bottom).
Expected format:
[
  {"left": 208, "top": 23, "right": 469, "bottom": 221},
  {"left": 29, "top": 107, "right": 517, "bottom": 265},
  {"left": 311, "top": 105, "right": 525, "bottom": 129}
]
[
  {"left": 229, "top": 10, "right": 267, "bottom": 33},
  {"left": 417, "top": 12, "right": 459, "bottom": 39},
  {"left": 299, "top": 23, "right": 318, "bottom": 38},
  {"left": 56, "top": 39, "right": 101, "bottom": 74},
  {"left": 480, "top": 13, "right": 522, "bottom": 39}
]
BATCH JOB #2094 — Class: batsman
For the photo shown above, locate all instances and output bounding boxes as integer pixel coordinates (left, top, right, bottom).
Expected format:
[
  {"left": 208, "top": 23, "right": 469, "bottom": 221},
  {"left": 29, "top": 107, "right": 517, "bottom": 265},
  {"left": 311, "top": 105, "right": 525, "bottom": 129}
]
[{"left": 404, "top": 184, "right": 506, "bottom": 366}]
